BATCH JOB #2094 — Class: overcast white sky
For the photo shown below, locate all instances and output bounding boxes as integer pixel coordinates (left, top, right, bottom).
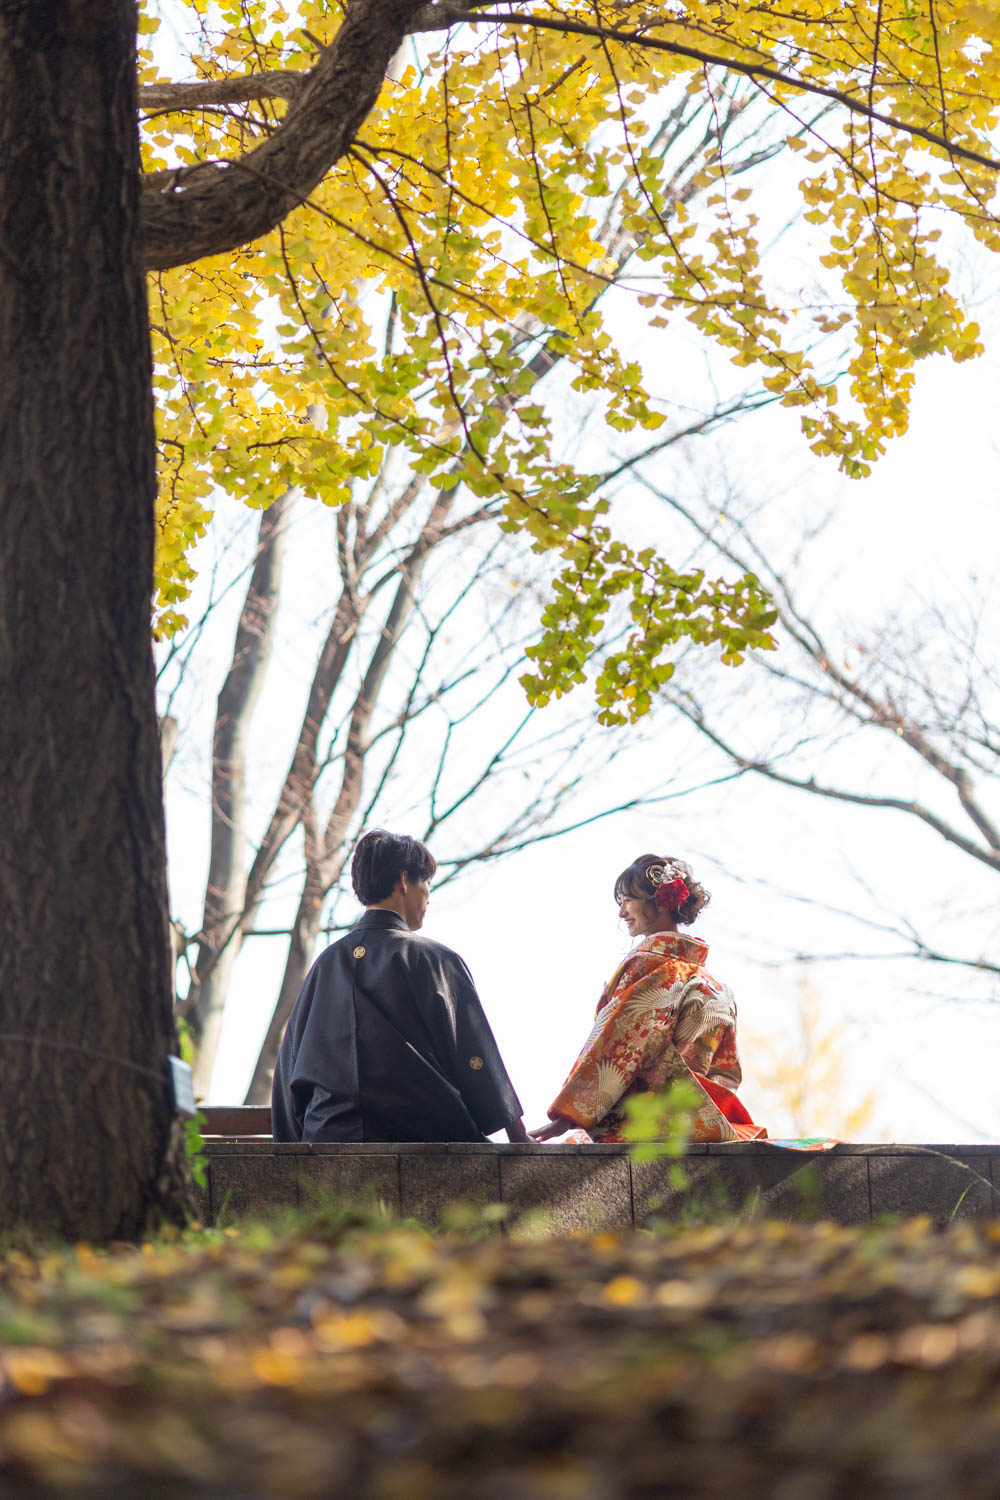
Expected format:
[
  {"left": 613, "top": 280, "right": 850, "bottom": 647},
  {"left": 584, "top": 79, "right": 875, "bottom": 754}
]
[
  {"left": 161, "top": 308, "right": 1000, "bottom": 1143},
  {"left": 153, "top": 9, "right": 1000, "bottom": 1142}
]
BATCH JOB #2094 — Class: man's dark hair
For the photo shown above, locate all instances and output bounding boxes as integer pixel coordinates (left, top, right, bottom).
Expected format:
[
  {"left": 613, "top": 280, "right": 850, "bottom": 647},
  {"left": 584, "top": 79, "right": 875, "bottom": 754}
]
[{"left": 351, "top": 829, "right": 437, "bottom": 905}]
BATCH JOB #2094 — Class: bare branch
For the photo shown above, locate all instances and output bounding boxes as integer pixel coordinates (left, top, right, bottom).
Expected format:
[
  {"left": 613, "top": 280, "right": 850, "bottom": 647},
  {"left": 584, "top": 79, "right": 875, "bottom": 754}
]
[
  {"left": 638, "top": 475, "right": 1000, "bottom": 866},
  {"left": 140, "top": 72, "right": 304, "bottom": 112},
  {"left": 668, "top": 693, "right": 1000, "bottom": 874},
  {"left": 771, "top": 946, "right": 1000, "bottom": 979}
]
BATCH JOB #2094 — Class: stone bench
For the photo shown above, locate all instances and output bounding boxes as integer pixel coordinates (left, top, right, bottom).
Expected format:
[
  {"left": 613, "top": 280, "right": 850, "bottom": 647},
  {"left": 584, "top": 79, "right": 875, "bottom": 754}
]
[
  {"left": 197, "top": 1134, "right": 1000, "bottom": 1230},
  {"left": 202, "top": 1105, "right": 272, "bottom": 1136}
]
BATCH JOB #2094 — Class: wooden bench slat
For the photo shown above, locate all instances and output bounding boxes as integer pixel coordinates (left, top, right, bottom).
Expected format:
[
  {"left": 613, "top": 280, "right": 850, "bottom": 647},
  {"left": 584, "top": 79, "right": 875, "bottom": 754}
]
[{"left": 201, "top": 1105, "right": 272, "bottom": 1136}]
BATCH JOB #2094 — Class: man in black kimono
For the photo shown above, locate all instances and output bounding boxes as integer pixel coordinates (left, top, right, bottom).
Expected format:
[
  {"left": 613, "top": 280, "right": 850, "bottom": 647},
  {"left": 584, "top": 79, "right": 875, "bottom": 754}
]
[{"left": 271, "top": 829, "right": 526, "bottom": 1143}]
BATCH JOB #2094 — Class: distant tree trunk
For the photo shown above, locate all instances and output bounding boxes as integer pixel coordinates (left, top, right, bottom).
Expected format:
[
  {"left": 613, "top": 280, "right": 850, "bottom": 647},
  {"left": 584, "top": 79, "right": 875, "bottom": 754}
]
[
  {"left": 159, "top": 714, "right": 179, "bottom": 773},
  {"left": 243, "top": 491, "right": 451, "bottom": 1104},
  {"left": 188, "top": 492, "right": 291, "bottom": 1097},
  {"left": 191, "top": 580, "right": 366, "bottom": 1095},
  {"left": 244, "top": 843, "right": 335, "bottom": 1105},
  {"left": 0, "top": 1, "right": 182, "bottom": 1238}
]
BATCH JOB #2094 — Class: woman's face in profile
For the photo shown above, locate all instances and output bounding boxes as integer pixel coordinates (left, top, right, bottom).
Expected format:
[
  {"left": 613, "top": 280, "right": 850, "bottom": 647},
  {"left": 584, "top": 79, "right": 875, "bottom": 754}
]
[{"left": 618, "top": 892, "right": 654, "bottom": 938}]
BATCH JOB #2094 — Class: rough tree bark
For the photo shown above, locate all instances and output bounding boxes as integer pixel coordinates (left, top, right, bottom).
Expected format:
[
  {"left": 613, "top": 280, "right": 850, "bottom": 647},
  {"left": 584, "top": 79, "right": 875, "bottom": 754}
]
[{"left": 0, "top": 1, "right": 182, "bottom": 1237}]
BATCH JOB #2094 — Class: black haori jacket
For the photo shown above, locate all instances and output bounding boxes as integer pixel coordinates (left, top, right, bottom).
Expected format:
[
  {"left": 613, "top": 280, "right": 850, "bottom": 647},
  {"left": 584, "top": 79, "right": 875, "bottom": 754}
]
[{"left": 271, "top": 909, "right": 522, "bottom": 1142}]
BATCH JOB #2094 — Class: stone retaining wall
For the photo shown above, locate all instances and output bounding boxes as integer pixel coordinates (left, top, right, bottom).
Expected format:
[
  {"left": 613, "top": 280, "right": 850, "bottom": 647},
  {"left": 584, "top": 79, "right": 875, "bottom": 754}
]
[{"left": 200, "top": 1141, "right": 1000, "bottom": 1231}]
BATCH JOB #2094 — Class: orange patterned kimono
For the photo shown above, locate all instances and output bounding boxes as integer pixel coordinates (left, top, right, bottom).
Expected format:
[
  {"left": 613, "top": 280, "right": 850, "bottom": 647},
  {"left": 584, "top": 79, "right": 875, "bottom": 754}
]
[{"left": 548, "top": 932, "right": 765, "bottom": 1143}]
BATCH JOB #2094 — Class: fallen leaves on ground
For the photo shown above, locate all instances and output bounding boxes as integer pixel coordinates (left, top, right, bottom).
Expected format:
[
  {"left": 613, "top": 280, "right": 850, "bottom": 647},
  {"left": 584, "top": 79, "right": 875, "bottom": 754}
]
[{"left": 0, "top": 1212, "right": 999, "bottom": 1496}]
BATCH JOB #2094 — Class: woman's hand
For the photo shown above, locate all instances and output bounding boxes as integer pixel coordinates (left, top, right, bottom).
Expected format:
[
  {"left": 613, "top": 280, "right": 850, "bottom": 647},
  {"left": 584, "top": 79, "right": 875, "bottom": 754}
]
[{"left": 528, "top": 1115, "right": 573, "bottom": 1141}]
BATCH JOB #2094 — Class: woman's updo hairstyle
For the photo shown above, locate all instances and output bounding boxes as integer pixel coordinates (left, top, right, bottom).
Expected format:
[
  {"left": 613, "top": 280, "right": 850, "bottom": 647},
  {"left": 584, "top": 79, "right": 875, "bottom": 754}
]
[
  {"left": 613, "top": 853, "right": 710, "bottom": 927},
  {"left": 351, "top": 829, "right": 436, "bottom": 905}
]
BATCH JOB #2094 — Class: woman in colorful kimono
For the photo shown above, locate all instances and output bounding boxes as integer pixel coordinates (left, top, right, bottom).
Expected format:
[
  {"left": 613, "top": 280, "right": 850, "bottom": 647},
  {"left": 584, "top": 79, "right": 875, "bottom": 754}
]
[{"left": 530, "top": 854, "right": 765, "bottom": 1144}]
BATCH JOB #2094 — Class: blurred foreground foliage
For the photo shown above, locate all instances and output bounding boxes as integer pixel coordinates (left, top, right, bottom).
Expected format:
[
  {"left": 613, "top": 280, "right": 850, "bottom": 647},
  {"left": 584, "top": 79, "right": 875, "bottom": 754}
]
[{"left": 1, "top": 1206, "right": 1000, "bottom": 1496}]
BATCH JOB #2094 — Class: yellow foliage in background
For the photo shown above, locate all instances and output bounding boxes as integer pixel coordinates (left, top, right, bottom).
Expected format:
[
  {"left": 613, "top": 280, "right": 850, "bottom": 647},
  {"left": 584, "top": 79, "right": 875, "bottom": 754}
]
[
  {"left": 743, "top": 968, "right": 881, "bottom": 1140},
  {"left": 139, "top": 0, "right": 1000, "bottom": 712}
]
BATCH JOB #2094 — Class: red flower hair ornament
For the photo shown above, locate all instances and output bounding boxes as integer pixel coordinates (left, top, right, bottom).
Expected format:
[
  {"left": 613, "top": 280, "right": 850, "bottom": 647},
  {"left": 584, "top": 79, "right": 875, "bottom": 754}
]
[{"left": 645, "top": 864, "right": 690, "bottom": 914}]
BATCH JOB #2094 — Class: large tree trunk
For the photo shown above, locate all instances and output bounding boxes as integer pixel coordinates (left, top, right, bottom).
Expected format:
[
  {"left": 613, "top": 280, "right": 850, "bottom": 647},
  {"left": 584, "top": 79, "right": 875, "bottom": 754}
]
[
  {"left": 188, "top": 492, "right": 291, "bottom": 1097},
  {"left": 0, "top": 1, "right": 181, "bottom": 1238}
]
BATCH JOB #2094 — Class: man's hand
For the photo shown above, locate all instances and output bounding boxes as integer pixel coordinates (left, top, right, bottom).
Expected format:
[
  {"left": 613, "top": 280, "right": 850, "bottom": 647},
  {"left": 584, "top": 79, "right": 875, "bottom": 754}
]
[
  {"left": 505, "top": 1117, "right": 529, "bottom": 1142},
  {"left": 528, "top": 1115, "right": 573, "bottom": 1141}
]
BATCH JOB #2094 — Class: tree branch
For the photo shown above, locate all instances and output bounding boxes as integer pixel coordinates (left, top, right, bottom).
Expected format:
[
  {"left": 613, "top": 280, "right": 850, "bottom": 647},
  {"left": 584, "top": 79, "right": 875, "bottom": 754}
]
[
  {"left": 439, "top": 11, "right": 1000, "bottom": 175},
  {"left": 639, "top": 475, "right": 1000, "bottom": 861},
  {"left": 669, "top": 695, "right": 1000, "bottom": 874},
  {"left": 140, "top": 0, "right": 1000, "bottom": 272},
  {"left": 140, "top": 72, "right": 304, "bottom": 112},
  {"left": 141, "top": 0, "right": 424, "bottom": 269}
]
